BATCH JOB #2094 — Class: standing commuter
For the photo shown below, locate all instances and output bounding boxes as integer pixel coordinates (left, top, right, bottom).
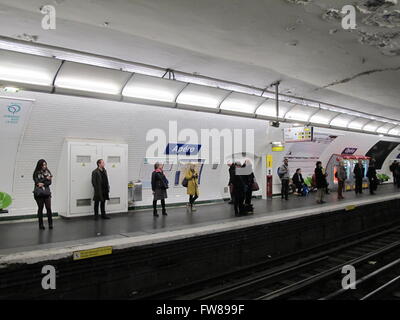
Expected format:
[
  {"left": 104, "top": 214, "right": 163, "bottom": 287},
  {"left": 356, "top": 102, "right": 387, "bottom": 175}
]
[
  {"left": 315, "top": 161, "right": 327, "bottom": 204},
  {"left": 92, "top": 159, "right": 110, "bottom": 219},
  {"left": 228, "top": 162, "right": 235, "bottom": 204},
  {"left": 232, "top": 161, "right": 246, "bottom": 216},
  {"left": 292, "top": 168, "right": 304, "bottom": 195},
  {"left": 33, "top": 159, "right": 53, "bottom": 230},
  {"left": 185, "top": 163, "right": 199, "bottom": 212},
  {"left": 389, "top": 160, "right": 398, "bottom": 185},
  {"left": 394, "top": 163, "right": 400, "bottom": 188},
  {"left": 353, "top": 159, "right": 365, "bottom": 195},
  {"left": 243, "top": 159, "right": 255, "bottom": 214},
  {"left": 336, "top": 160, "right": 347, "bottom": 200},
  {"left": 278, "top": 158, "right": 290, "bottom": 200},
  {"left": 367, "top": 159, "right": 378, "bottom": 195},
  {"left": 151, "top": 162, "right": 168, "bottom": 217}
]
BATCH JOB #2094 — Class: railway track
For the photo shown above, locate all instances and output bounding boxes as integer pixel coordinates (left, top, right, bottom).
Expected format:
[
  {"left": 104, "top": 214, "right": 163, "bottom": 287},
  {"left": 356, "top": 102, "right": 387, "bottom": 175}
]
[{"left": 142, "top": 223, "right": 400, "bottom": 300}]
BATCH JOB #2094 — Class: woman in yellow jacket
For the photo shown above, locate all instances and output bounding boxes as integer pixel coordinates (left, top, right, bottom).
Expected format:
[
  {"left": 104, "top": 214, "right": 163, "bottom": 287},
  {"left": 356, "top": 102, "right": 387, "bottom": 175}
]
[{"left": 185, "top": 163, "right": 199, "bottom": 211}]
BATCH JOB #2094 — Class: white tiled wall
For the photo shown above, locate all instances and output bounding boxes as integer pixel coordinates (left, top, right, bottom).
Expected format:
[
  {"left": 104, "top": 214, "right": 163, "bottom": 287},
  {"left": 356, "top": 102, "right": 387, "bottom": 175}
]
[{"left": 1, "top": 91, "right": 268, "bottom": 216}]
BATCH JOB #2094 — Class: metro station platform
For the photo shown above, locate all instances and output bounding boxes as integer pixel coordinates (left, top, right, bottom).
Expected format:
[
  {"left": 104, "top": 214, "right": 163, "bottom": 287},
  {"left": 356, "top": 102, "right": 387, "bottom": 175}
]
[
  {"left": 2, "top": 183, "right": 400, "bottom": 299},
  {"left": 1, "top": 183, "right": 399, "bottom": 263}
]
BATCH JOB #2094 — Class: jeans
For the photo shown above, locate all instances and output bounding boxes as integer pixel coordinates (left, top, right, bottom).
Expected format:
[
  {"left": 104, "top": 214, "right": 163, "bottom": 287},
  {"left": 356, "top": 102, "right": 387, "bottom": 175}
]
[
  {"left": 281, "top": 179, "right": 289, "bottom": 199},
  {"left": 369, "top": 178, "right": 377, "bottom": 194},
  {"left": 35, "top": 197, "right": 53, "bottom": 227},
  {"left": 355, "top": 178, "right": 363, "bottom": 194},
  {"left": 338, "top": 180, "right": 345, "bottom": 198},
  {"left": 234, "top": 192, "right": 245, "bottom": 215}
]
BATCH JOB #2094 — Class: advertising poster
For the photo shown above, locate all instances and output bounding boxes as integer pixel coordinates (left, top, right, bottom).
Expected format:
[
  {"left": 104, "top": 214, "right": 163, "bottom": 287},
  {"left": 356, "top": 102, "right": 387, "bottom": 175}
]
[{"left": 0, "top": 97, "right": 34, "bottom": 210}]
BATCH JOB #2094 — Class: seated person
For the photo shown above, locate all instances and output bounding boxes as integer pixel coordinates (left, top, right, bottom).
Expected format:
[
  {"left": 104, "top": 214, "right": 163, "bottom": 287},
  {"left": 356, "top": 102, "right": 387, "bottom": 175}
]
[{"left": 292, "top": 168, "right": 305, "bottom": 195}]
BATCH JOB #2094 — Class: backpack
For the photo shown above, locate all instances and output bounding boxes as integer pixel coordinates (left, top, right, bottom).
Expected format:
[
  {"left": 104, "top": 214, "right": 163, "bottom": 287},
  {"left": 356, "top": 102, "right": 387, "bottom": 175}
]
[{"left": 277, "top": 167, "right": 285, "bottom": 179}]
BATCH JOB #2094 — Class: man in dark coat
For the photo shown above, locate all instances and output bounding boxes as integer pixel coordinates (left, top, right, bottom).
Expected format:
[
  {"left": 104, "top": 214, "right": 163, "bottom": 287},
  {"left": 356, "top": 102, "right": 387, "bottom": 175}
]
[
  {"left": 92, "top": 159, "right": 110, "bottom": 219},
  {"left": 315, "top": 161, "right": 327, "bottom": 204},
  {"left": 389, "top": 160, "right": 398, "bottom": 185},
  {"left": 228, "top": 162, "right": 235, "bottom": 204},
  {"left": 367, "top": 159, "right": 378, "bottom": 195},
  {"left": 353, "top": 159, "right": 365, "bottom": 195},
  {"left": 232, "top": 161, "right": 246, "bottom": 216}
]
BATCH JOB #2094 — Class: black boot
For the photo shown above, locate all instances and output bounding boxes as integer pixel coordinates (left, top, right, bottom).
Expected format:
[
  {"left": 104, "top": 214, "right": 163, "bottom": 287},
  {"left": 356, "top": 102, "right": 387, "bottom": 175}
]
[
  {"left": 39, "top": 217, "right": 45, "bottom": 230},
  {"left": 48, "top": 214, "right": 53, "bottom": 229},
  {"left": 153, "top": 209, "right": 159, "bottom": 217}
]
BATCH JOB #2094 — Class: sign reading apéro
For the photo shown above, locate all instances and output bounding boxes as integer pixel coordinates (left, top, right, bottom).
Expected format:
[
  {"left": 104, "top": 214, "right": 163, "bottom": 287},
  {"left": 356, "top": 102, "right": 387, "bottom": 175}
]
[{"left": 165, "top": 143, "right": 202, "bottom": 155}]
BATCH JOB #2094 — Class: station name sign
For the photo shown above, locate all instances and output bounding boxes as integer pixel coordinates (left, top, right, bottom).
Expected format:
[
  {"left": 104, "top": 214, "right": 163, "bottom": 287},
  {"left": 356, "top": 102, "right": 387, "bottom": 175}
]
[
  {"left": 341, "top": 147, "right": 357, "bottom": 155},
  {"left": 165, "top": 143, "right": 202, "bottom": 155}
]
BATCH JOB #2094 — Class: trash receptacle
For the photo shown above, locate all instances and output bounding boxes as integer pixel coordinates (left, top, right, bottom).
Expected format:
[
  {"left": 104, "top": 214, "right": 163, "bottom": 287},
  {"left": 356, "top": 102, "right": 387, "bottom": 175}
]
[{"left": 128, "top": 181, "right": 142, "bottom": 203}]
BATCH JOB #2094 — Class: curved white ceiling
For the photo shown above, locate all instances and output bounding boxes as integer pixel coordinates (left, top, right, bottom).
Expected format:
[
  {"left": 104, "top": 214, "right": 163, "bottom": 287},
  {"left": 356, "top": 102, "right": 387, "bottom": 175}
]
[{"left": 0, "top": 0, "right": 399, "bottom": 119}]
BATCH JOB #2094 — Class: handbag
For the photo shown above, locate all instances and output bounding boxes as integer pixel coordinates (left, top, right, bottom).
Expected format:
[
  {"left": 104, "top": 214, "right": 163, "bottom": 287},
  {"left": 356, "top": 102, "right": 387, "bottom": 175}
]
[
  {"left": 251, "top": 181, "right": 260, "bottom": 191},
  {"left": 34, "top": 186, "right": 51, "bottom": 198},
  {"left": 182, "top": 177, "right": 188, "bottom": 188}
]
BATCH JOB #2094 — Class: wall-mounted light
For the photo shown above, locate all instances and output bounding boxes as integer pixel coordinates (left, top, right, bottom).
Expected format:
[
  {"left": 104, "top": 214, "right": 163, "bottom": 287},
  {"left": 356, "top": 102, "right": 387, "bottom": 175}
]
[{"left": 2, "top": 86, "right": 20, "bottom": 93}]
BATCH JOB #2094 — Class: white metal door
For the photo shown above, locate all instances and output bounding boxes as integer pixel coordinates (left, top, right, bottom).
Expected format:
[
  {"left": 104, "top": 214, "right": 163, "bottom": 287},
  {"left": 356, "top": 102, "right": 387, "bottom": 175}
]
[
  {"left": 69, "top": 143, "right": 99, "bottom": 215},
  {"left": 102, "top": 144, "right": 128, "bottom": 213}
]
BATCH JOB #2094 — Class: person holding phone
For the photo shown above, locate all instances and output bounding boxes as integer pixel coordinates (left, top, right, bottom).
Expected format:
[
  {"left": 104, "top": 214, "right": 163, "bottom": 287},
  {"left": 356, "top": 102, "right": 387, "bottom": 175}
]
[
  {"left": 33, "top": 159, "right": 53, "bottom": 230},
  {"left": 185, "top": 163, "right": 199, "bottom": 212},
  {"left": 151, "top": 162, "right": 168, "bottom": 217}
]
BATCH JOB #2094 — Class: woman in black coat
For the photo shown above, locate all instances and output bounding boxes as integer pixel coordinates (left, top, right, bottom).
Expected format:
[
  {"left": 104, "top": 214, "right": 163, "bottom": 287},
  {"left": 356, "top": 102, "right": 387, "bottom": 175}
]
[
  {"left": 33, "top": 159, "right": 53, "bottom": 230},
  {"left": 151, "top": 162, "right": 168, "bottom": 217},
  {"left": 367, "top": 159, "right": 378, "bottom": 195}
]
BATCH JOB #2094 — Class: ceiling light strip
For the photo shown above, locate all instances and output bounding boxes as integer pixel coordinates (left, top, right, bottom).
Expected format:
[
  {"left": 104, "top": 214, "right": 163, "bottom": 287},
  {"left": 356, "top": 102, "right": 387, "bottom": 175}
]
[{"left": 0, "top": 36, "right": 399, "bottom": 131}]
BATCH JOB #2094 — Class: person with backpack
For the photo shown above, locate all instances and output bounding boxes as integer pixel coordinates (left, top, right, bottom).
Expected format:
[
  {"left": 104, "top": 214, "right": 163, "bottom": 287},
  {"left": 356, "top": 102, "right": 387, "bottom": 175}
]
[
  {"left": 336, "top": 160, "right": 347, "bottom": 200},
  {"left": 315, "top": 161, "right": 328, "bottom": 204},
  {"left": 184, "top": 163, "right": 199, "bottom": 212},
  {"left": 151, "top": 162, "right": 169, "bottom": 217},
  {"left": 367, "top": 159, "right": 378, "bottom": 195},
  {"left": 278, "top": 158, "right": 290, "bottom": 200}
]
